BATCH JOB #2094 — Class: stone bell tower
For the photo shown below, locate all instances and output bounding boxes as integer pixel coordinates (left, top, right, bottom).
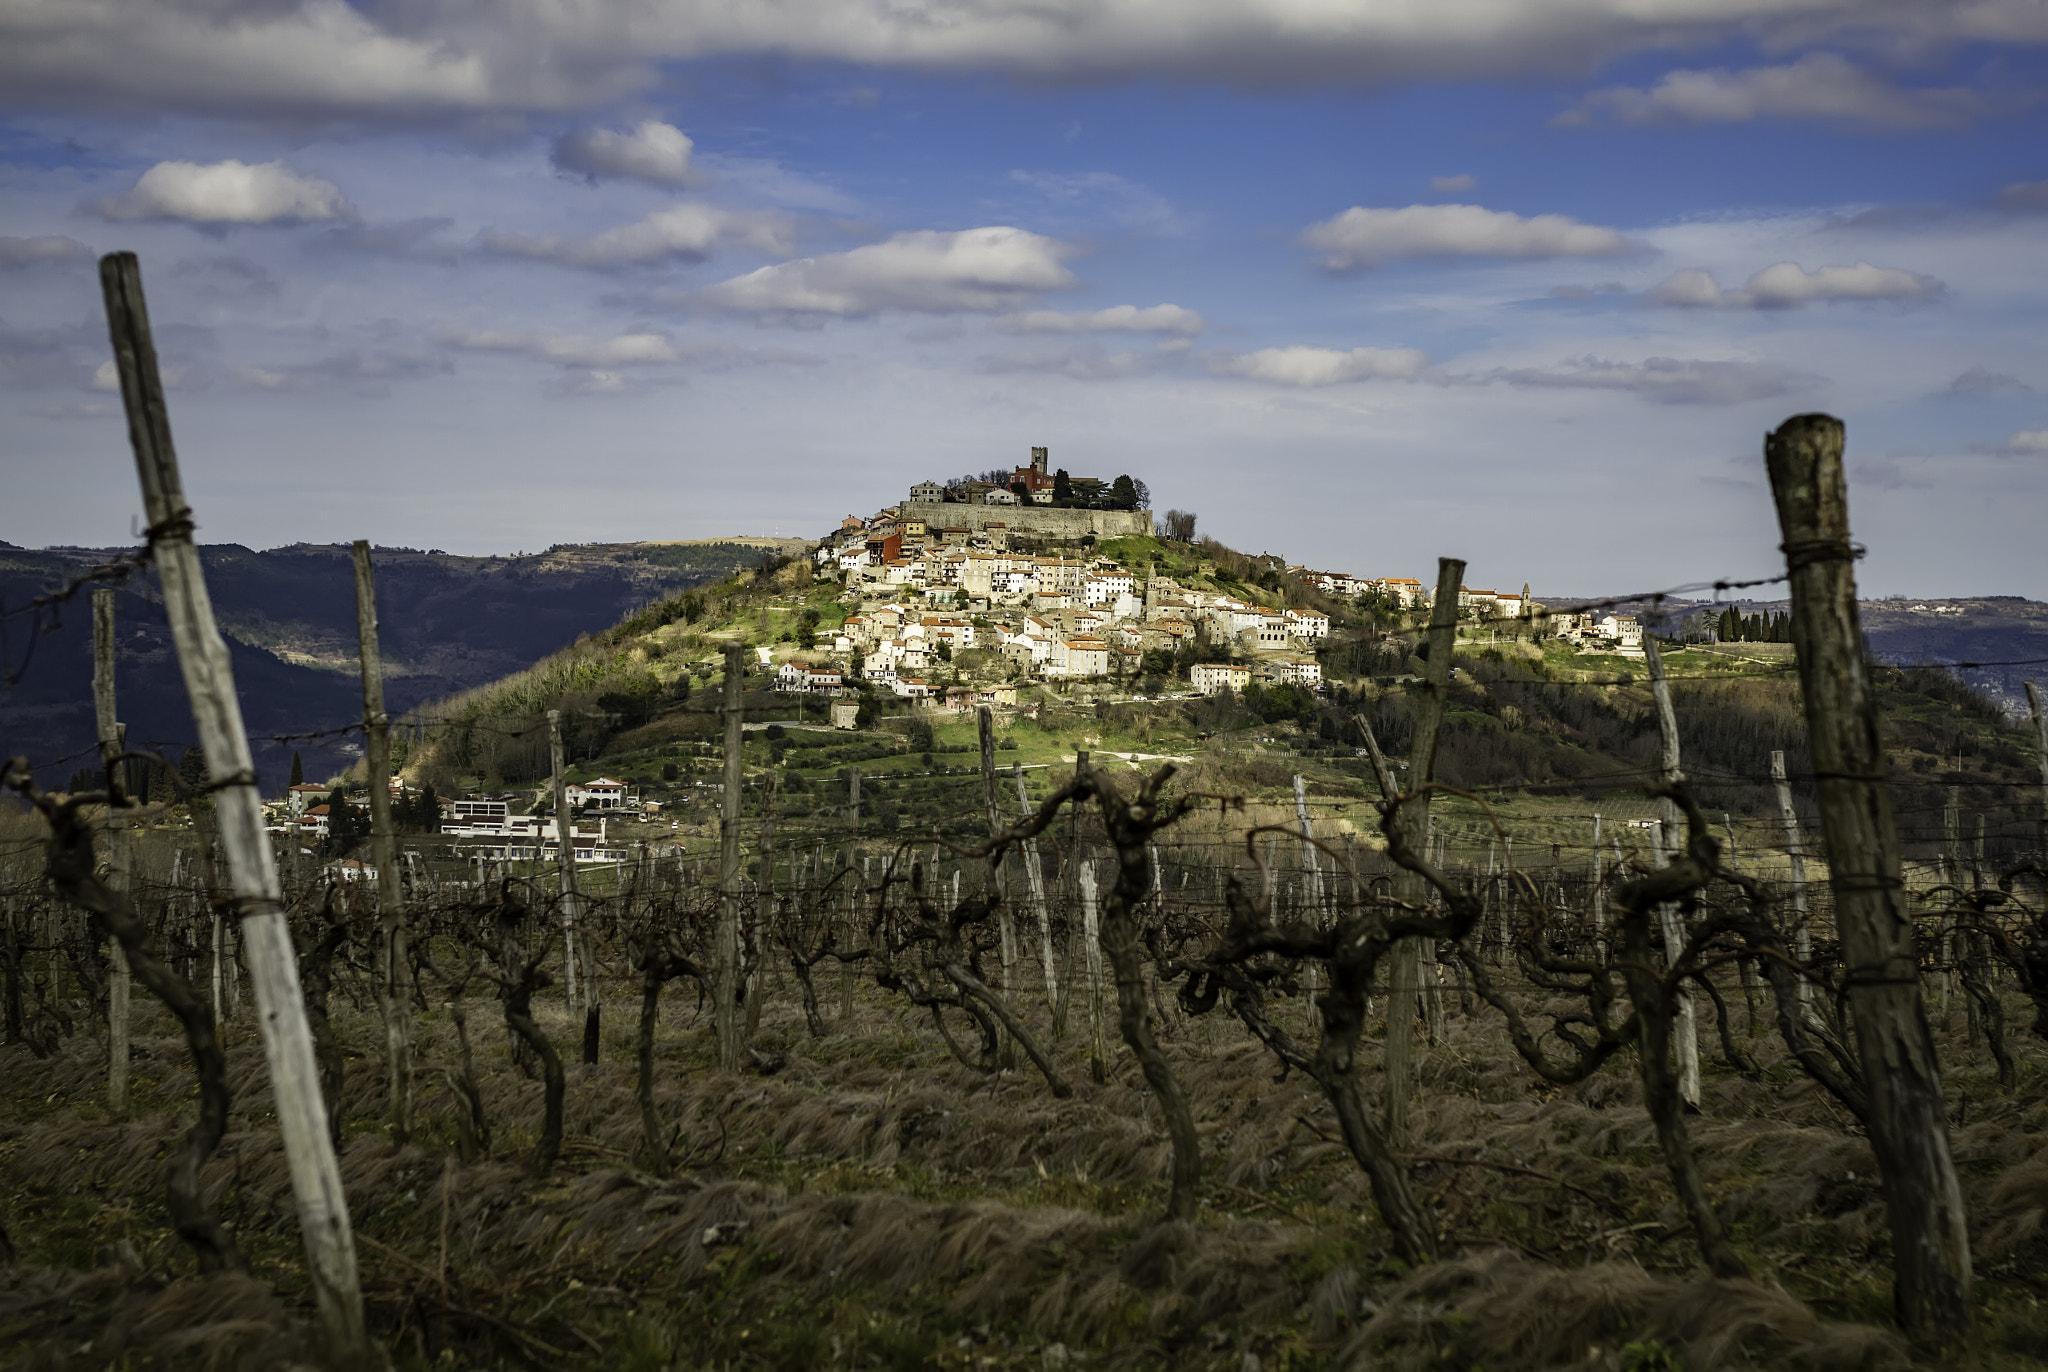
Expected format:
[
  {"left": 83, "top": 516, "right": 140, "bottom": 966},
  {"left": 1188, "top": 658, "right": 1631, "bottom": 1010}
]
[{"left": 1030, "top": 446, "right": 1049, "bottom": 476}]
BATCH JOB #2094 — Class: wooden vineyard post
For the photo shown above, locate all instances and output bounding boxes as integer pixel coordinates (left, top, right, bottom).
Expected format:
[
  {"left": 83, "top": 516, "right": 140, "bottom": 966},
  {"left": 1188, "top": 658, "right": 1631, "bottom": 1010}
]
[
  {"left": 1643, "top": 634, "right": 1703, "bottom": 1109},
  {"left": 2026, "top": 683, "right": 2048, "bottom": 867},
  {"left": 1077, "top": 859, "right": 1106, "bottom": 1084},
  {"left": 1015, "top": 766, "right": 1058, "bottom": 1015},
  {"left": 980, "top": 706, "right": 1017, "bottom": 1067},
  {"left": 92, "top": 589, "right": 133, "bottom": 1116},
  {"left": 98, "top": 252, "right": 370, "bottom": 1366},
  {"left": 716, "top": 645, "right": 745, "bottom": 1071},
  {"left": 1384, "top": 556, "right": 1463, "bottom": 1148},
  {"left": 1764, "top": 412, "right": 1972, "bottom": 1349},
  {"left": 547, "top": 708, "right": 600, "bottom": 1066},
  {"left": 352, "top": 541, "right": 412, "bottom": 1141},
  {"left": 748, "top": 772, "right": 777, "bottom": 1038},
  {"left": 1770, "top": 750, "right": 1815, "bottom": 1014}
]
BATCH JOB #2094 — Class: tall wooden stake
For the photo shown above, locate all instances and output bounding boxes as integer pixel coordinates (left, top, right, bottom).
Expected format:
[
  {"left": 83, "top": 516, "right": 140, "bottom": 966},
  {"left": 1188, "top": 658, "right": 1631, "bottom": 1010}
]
[
  {"left": 1384, "top": 556, "right": 1463, "bottom": 1148},
  {"left": 92, "top": 589, "right": 132, "bottom": 1117},
  {"left": 979, "top": 706, "right": 1017, "bottom": 1067},
  {"left": 1015, "top": 766, "right": 1058, "bottom": 1014},
  {"left": 2026, "top": 682, "right": 2047, "bottom": 865},
  {"left": 748, "top": 772, "right": 777, "bottom": 1037},
  {"left": 99, "top": 252, "right": 370, "bottom": 1366},
  {"left": 716, "top": 645, "right": 744, "bottom": 1070},
  {"left": 1765, "top": 412, "right": 1971, "bottom": 1349},
  {"left": 351, "top": 541, "right": 412, "bottom": 1141},
  {"left": 1770, "top": 750, "right": 1814, "bottom": 1013},
  {"left": 1643, "top": 633, "right": 1702, "bottom": 1109}
]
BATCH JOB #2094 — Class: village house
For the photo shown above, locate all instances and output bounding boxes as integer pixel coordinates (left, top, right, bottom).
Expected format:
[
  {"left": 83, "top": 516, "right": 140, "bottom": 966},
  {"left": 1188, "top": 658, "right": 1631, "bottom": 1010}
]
[
  {"left": 285, "top": 782, "right": 330, "bottom": 816},
  {"left": 775, "top": 661, "right": 844, "bottom": 694},
  {"left": 1598, "top": 615, "right": 1645, "bottom": 650},
  {"left": 564, "top": 777, "right": 630, "bottom": 809},
  {"left": 1191, "top": 662, "right": 1251, "bottom": 695},
  {"left": 1048, "top": 636, "right": 1109, "bottom": 679},
  {"left": 1283, "top": 609, "right": 1330, "bottom": 639}
]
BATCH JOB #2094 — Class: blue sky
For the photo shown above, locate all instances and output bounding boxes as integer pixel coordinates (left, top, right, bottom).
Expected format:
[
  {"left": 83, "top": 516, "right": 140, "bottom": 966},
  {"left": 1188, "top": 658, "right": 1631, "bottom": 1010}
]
[{"left": 3, "top": 3, "right": 2046, "bottom": 597}]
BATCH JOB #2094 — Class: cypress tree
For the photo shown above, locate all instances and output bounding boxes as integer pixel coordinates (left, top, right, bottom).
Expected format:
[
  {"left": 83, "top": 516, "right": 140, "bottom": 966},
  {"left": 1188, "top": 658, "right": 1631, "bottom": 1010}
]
[{"left": 288, "top": 750, "right": 303, "bottom": 789}]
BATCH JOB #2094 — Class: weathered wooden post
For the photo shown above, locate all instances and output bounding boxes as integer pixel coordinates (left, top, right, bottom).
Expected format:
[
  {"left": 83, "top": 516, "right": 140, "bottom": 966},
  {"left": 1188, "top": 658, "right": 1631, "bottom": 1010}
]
[
  {"left": 716, "top": 644, "right": 745, "bottom": 1070},
  {"left": 1077, "top": 859, "right": 1106, "bottom": 1083},
  {"left": 99, "top": 251, "right": 370, "bottom": 1366},
  {"left": 92, "top": 589, "right": 133, "bottom": 1116},
  {"left": 1769, "top": 749, "right": 1814, "bottom": 1012},
  {"left": 2026, "top": 683, "right": 2048, "bottom": 862},
  {"left": 1015, "top": 766, "right": 1059, "bottom": 1014},
  {"left": 748, "top": 771, "right": 777, "bottom": 1037},
  {"left": 1643, "top": 634, "right": 1702, "bottom": 1109},
  {"left": 979, "top": 706, "right": 1017, "bottom": 1066},
  {"left": 1764, "top": 412, "right": 1972, "bottom": 1349},
  {"left": 352, "top": 541, "right": 412, "bottom": 1141},
  {"left": 1385, "top": 556, "right": 1463, "bottom": 1148}
]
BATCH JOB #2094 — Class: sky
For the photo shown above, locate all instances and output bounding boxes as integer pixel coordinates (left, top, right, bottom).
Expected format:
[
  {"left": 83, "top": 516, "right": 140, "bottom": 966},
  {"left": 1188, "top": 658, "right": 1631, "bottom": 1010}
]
[{"left": 2, "top": 2, "right": 2046, "bottom": 598}]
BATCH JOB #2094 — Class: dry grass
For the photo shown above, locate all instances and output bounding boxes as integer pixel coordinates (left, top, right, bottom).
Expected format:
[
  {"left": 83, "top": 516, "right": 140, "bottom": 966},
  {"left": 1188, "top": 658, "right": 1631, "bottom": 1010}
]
[{"left": 2, "top": 956, "right": 2046, "bottom": 1370}]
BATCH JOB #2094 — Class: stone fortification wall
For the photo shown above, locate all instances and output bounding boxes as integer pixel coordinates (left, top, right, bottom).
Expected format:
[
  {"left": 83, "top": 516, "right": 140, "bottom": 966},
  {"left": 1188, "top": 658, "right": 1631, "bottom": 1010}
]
[{"left": 903, "top": 502, "right": 1151, "bottom": 540}]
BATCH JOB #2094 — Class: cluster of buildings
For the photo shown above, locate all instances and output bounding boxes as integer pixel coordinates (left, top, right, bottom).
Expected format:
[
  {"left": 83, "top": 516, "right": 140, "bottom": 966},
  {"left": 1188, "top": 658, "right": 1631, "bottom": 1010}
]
[
  {"left": 1301, "top": 570, "right": 1532, "bottom": 620},
  {"left": 908, "top": 446, "right": 1121, "bottom": 507},
  {"left": 272, "top": 775, "right": 648, "bottom": 865},
  {"left": 783, "top": 570, "right": 1328, "bottom": 697}
]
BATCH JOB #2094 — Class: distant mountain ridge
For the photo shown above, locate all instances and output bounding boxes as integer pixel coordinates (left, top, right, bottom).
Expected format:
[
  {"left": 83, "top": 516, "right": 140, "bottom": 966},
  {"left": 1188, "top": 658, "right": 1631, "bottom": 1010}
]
[{"left": 0, "top": 539, "right": 779, "bottom": 790}]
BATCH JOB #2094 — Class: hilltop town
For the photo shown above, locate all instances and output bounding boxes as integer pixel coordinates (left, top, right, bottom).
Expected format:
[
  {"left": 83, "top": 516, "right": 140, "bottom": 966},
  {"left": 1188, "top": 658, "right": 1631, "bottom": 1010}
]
[{"left": 781, "top": 446, "right": 1569, "bottom": 709}]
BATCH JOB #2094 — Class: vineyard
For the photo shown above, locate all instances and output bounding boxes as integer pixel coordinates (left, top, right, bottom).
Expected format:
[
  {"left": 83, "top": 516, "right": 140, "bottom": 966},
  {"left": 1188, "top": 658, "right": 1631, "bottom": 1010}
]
[{"left": 2, "top": 257, "right": 2047, "bottom": 1372}]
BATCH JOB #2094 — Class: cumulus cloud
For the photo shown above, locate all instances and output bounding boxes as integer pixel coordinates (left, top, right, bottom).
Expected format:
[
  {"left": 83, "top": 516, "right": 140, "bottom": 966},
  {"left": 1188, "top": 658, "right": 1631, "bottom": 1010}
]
[
  {"left": 553, "top": 120, "right": 695, "bottom": 185},
  {"left": 1997, "top": 428, "right": 2048, "bottom": 455},
  {"left": 1559, "top": 53, "right": 1989, "bottom": 131},
  {"left": 441, "top": 329, "right": 697, "bottom": 368},
  {"left": 1998, "top": 177, "right": 2048, "bottom": 212},
  {"left": 986, "top": 347, "right": 1175, "bottom": 381},
  {"left": 697, "top": 227, "right": 1078, "bottom": 318},
  {"left": 1429, "top": 174, "right": 1477, "bottom": 194},
  {"left": 0, "top": 235, "right": 92, "bottom": 267},
  {"left": 7, "top": 2, "right": 2040, "bottom": 120},
  {"left": 93, "top": 357, "right": 196, "bottom": 391},
  {"left": 1214, "top": 345, "right": 1429, "bottom": 387},
  {"left": 1480, "top": 355, "right": 1806, "bottom": 406},
  {"left": 999, "top": 304, "right": 1204, "bottom": 335},
  {"left": 1646, "top": 261, "right": 1943, "bottom": 309},
  {"left": 1946, "top": 366, "right": 2032, "bottom": 396},
  {"left": 93, "top": 159, "right": 349, "bottom": 225},
  {"left": 1301, "top": 204, "right": 1637, "bottom": 272},
  {"left": 480, "top": 204, "right": 791, "bottom": 268},
  {"left": 229, "top": 349, "right": 451, "bottom": 396}
]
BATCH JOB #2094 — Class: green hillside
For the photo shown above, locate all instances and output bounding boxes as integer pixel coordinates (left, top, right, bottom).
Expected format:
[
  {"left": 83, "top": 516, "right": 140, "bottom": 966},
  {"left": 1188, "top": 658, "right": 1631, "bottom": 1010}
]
[{"left": 392, "top": 535, "right": 2043, "bottom": 890}]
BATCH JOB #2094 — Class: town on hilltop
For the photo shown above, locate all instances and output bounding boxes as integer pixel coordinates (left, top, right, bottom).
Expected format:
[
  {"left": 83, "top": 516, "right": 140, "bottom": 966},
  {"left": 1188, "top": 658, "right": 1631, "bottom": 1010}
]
[{"left": 767, "top": 446, "right": 1629, "bottom": 713}]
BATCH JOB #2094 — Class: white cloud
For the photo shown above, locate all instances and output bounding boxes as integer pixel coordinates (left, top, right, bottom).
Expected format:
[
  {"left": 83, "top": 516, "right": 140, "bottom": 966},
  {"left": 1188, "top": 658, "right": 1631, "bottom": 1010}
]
[
  {"left": 1647, "top": 261, "right": 1944, "bottom": 309},
  {"left": 552, "top": 120, "right": 695, "bottom": 186},
  {"left": 1998, "top": 177, "right": 2048, "bottom": 211},
  {"left": 1946, "top": 366, "right": 2032, "bottom": 396},
  {"left": 1429, "top": 174, "right": 1477, "bottom": 194},
  {"left": 1479, "top": 355, "right": 1806, "bottom": 406},
  {"left": 7, "top": 3, "right": 2043, "bottom": 120},
  {"left": 441, "top": 329, "right": 692, "bottom": 368},
  {"left": 1560, "top": 54, "right": 1990, "bottom": 131},
  {"left": 0, "top": 235, "right": 92, "bottom": 266},
  {"left": 1215, "top": 345, "right": 1429, "bottom": 387},
  {"left": 697, "top": 227, "right": 1078, "bottom": 318},
  {"left": 1998, "top": 428, "right": 2048, "bottom": 455},
  {"left": 480, "top": 203, "right": 792, "bottom": 268},
  {"left": 92, "top": 357, "right": 193, "bottom": 390},
  {"left": 1000, "top": 304, "right": 1204, "bottom": 335},
  {"left": 94, "top": 159, "right": 349, "bottom": 225},
  {"left": 1302, "top": 204, "right": 1638, "bottom": 272},
  {"left": 987, "top": 348, "right": 1171, "bottom": 381}
]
